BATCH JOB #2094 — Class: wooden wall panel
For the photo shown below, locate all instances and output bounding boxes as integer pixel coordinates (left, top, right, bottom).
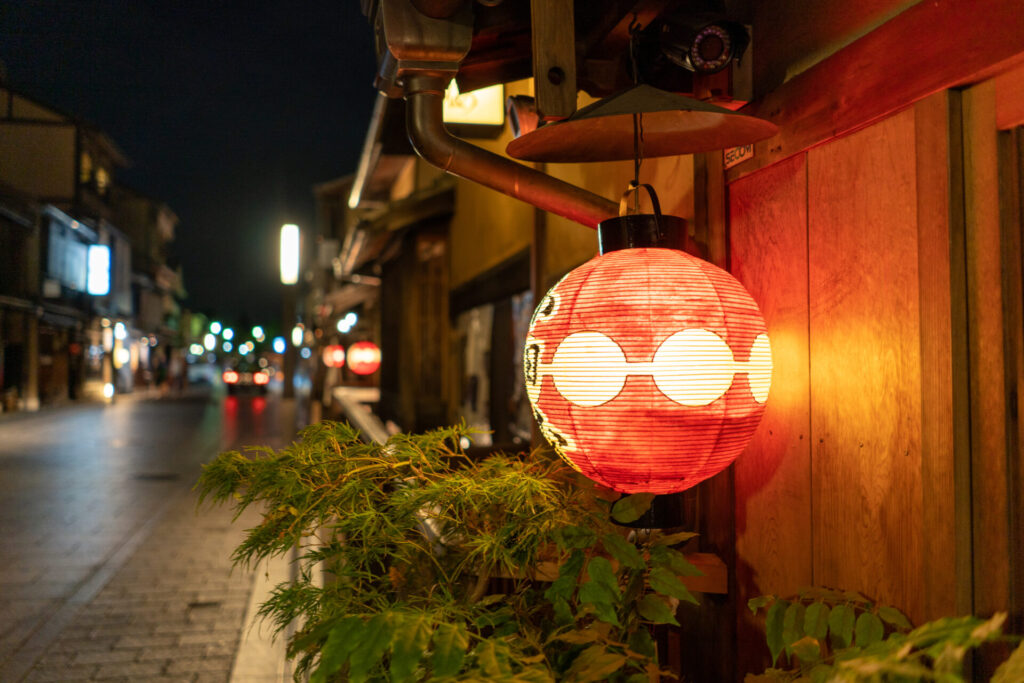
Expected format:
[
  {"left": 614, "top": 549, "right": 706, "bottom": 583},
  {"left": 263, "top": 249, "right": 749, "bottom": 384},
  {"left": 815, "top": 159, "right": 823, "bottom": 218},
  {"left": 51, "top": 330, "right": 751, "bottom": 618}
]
[
  {"left": 807, "top": 108, "right": 925, "bottom": 623},
  {"left": 730, "top": 153, "right": 812, "bottom": 671}
]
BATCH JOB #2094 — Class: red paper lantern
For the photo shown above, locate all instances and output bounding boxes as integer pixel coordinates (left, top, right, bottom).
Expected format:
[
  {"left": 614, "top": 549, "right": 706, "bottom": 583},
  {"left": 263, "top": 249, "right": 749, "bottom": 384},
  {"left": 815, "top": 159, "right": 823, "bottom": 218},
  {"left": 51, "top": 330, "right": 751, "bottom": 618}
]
[
  {"left": 347, "top": 341, "right": 381, "bottom": 375},
  {"left": 322, "top": 345, "right": 346, "bottom": 369},
  {"left": 524, "top": 247, "right": 771, "bottom": 494}
]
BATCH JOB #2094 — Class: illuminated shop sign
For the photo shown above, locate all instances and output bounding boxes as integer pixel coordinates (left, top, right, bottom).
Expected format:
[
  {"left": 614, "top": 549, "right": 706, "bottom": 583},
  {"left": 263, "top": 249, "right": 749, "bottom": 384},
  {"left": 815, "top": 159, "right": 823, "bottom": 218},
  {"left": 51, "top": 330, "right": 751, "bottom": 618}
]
[{"left": 87, "top": 244, "right": 111, "bottom": 295}]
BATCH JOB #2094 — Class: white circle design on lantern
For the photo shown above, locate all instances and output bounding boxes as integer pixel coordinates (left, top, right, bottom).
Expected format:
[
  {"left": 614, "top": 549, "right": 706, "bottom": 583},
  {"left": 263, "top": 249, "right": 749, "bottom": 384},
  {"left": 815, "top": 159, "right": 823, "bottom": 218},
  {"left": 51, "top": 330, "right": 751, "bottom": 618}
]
[
  {"left": 550, "top": 331, "right": 627, "bottom": 406},
  {"left": 532, "top": 329, "right": 772, "bottom": 408},
  {"left": 652, "top": 328, "right": 740, "bottom": 406}
]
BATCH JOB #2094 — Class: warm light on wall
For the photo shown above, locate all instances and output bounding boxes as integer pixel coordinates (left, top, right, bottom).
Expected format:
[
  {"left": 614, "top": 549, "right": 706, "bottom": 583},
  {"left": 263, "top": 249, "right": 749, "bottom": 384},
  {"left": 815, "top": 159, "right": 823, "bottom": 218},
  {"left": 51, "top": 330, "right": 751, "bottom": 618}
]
[
  {"left": 525, "top": 247, "right": 771, "bottom": 494},
  {"left": 347, "top": 341, "right": 381, "bottom": 375},
  {"left": 280, "top": 223, "right": 300, "bottom": 285}
]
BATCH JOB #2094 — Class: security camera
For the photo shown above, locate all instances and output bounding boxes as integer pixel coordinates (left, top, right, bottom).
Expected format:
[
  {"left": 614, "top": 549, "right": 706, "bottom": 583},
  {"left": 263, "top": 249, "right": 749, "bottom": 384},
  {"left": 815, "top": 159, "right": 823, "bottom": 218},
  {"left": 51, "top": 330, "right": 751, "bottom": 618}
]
[{"left": 660, "top": 19, "right": 750, "bottom": 75}]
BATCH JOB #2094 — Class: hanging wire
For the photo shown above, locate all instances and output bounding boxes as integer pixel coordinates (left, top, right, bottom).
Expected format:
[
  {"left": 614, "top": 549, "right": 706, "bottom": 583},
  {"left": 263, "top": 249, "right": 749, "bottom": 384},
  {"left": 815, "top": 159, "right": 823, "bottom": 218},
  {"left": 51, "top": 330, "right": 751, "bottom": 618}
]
[{"left": 628, "top": 15, "right": 645, "bottom": 214}]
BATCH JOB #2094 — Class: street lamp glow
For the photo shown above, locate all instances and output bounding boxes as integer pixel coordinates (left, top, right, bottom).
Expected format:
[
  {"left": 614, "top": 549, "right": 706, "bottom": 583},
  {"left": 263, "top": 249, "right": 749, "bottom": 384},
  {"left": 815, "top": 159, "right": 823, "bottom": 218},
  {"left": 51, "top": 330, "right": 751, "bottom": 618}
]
[
  {"left": 281, "top": 223, "right": 300, "bottom": 285},
  {"left": 272, "top": 337, "right": 286, "bottom": 354},
  {"left": 252, "top": 326, "right": 265, "bottom": 341},
  {"left": 210, "top": 321, "right": 222, "bottom": 334},
  {"left": 223, "top": 328, "right": 234, "bottom": 341},
  {"left": 291, "top": 325, "right": 304, "bottom": 347},
  {"left": 204, "top": 333, "right": 216, "bottom": 351},
  {"left": 300, "top": 347, "right": 312, "bottom": 359},
  {"left": 114, "top": 322, "right": 127, "bottom": 340},
  {"left": 222, "top": 341, "right": 233, "bottom": 353}
]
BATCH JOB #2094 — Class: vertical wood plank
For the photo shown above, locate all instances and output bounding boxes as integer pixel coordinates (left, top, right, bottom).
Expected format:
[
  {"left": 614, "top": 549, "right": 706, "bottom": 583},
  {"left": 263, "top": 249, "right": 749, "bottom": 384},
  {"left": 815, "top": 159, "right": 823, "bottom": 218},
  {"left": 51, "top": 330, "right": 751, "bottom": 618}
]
[
  {"left": 998, "top": 127, "right": 1024, "bottom": 635},
  {"left": 962, "top": 81, "right": 1011, "bottom": 621},
  {"left": 730, "top": 153, "right": 813, "bottom": 675},
  {"left": 945, "top": 90, "right": 976, "bottom": 620},
  {"left": 914, "top": 91, "right": 961, "bottom": 621},
  {"left": 808, "top": 108, "right": 925, "bottom": 623}
]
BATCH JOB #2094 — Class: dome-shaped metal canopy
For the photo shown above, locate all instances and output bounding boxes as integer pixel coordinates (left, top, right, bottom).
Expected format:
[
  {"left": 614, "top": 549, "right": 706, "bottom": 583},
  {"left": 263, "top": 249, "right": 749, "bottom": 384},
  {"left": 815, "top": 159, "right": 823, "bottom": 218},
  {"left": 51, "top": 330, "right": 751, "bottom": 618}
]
[{"left": 506, "top": 84, "right": 778, "bottom": 163}]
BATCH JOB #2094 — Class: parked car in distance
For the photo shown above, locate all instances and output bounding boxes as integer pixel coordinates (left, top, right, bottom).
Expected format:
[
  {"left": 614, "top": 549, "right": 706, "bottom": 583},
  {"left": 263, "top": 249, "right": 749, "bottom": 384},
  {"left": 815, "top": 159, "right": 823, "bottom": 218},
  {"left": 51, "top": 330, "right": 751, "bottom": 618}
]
[{"left": 222, "top": 360, "right": 270, "bottom": 395}]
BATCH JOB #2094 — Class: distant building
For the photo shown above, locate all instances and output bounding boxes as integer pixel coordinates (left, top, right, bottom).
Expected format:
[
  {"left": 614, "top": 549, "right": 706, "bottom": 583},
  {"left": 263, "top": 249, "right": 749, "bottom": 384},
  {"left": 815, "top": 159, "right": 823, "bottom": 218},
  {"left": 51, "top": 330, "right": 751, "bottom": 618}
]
[{"left": 0, "top": 80, "right": 182, "bottom": 409}]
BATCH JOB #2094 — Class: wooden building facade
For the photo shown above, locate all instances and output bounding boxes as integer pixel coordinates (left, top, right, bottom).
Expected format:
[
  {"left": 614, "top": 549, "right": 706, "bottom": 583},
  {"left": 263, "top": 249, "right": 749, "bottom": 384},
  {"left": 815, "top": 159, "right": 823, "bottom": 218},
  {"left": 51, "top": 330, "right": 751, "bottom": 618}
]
[{"left": 331, "top": 1, "right": 1024, "bottom": 678}]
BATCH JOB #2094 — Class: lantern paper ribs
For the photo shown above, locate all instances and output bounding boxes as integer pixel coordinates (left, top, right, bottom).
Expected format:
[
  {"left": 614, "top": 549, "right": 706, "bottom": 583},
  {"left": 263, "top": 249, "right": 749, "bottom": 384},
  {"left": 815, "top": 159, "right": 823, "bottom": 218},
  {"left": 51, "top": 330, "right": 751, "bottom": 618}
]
[{"left": 524, "top": 248, "right": 772, "bottom": 494}]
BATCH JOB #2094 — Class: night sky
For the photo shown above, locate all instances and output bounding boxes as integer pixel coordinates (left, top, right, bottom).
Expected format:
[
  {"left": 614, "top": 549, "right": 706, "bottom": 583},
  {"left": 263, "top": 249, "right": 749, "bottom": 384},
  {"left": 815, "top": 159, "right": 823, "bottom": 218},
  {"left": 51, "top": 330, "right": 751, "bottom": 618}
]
[{"left": 0, "top": 1, "right": 379, "bottom": 328}]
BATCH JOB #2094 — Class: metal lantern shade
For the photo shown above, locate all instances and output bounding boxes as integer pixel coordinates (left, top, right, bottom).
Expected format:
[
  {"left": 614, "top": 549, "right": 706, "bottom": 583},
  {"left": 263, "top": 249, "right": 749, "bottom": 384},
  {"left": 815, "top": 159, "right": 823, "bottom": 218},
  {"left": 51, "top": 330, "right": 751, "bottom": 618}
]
[
  {"left": 506, "top": 84, "right": 779, "bottom": 163},
  {"left": 524, "top": 248, "right": 771, "bottom": 494}
]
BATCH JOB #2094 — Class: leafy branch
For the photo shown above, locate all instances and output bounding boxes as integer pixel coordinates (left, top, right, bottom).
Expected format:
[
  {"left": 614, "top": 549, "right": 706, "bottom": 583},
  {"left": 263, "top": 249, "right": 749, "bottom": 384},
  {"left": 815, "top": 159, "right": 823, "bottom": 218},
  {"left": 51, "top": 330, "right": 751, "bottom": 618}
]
[
  {"left": 746, "top": 588, "right": 1023, "bottom": 683},
  {"left": 197, "top": 421, "right": 705, "bottom": 682}
]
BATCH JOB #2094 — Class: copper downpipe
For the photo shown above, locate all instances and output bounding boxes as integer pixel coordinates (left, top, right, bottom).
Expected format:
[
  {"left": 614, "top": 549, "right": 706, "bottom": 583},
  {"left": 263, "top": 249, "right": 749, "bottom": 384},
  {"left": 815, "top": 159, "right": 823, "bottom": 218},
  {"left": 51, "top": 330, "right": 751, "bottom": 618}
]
[{"left": 403, "top": 74, "right": 618, "bottom": 229}]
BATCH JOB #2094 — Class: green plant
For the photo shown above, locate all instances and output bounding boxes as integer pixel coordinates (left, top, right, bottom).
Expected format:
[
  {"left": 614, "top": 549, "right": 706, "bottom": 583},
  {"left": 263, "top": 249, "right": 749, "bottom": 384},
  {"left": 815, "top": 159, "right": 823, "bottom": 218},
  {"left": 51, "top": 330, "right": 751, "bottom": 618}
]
[
  {"left": 746, "top": 588, "right": 1023, "bottom": 682},
  {"left": 197, "top": 421, "right": 703, "bottom": 682}
]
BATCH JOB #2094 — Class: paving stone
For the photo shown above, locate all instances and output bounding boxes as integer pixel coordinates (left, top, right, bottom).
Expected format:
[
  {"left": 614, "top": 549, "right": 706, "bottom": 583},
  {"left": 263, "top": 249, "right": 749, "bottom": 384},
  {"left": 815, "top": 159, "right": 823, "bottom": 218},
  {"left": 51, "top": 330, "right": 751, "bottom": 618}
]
[
  {"left": 93, "top": 659, "right": 166, "bottom": 679},
  {"left": 23, "top": 662, "right": 99, "bottom": 682},
  {"left": 115, "top": 633, "right": 178, "bottom": 649},
  {"left": 72, "top": 647, "right": 139, "bottom": 665},
  {"left": 137, "top": 644, "right": 208, "bottom": 662},
  {"left": 167, "top": 655, "right": 233, "bottom": 674}
]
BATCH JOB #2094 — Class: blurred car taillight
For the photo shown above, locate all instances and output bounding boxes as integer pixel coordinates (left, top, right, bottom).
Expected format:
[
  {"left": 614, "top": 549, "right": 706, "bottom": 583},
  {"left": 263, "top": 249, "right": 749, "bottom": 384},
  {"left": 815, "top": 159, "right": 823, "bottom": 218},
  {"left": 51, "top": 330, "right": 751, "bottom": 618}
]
[
  {"left": 253, "top": 371, "right": 269, "bottom": 385},
  {"left": 222, "top": 370, "right": 240, "bottom": 384}
]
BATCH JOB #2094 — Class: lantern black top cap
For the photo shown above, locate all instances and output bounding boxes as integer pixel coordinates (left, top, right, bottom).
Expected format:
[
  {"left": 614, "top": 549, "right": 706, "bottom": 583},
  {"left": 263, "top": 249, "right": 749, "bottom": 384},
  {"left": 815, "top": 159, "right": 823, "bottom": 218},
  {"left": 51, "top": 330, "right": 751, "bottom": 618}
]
[{"left": 506, "top": 84, "right": 778, "bottom": 163}]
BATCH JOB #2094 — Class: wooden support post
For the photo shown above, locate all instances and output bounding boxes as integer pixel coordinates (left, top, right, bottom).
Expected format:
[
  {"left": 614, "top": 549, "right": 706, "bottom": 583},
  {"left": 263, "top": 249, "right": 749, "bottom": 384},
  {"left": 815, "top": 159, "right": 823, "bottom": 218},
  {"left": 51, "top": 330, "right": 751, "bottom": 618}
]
[{"left": 530, "top": 0, "right": 576, "bottom": 121}]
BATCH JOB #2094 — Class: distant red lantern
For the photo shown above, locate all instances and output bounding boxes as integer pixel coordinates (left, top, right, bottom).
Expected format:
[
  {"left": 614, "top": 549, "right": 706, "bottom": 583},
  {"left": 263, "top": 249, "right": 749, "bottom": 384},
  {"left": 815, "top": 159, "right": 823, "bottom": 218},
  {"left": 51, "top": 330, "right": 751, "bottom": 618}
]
[
  {"left": 525, "top": 248, "right": 771, "bottom": 494},
  {"left": 347, "top": 341, "right": 381, "bottom": 375},
  {"left": 322, "top": 345, "right": 346, "bottom": 369}
]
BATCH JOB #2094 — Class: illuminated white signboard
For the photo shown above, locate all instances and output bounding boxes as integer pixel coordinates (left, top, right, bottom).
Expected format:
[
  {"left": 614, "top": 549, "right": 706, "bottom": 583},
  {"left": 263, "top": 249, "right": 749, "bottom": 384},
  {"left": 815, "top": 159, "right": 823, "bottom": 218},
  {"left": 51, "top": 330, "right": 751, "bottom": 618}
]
[
  {"left": 87, "top": 244, "right": 111, "bottom": 295},
  {"left": 443, "top": 82, "right": 505, "bottom": 126}
]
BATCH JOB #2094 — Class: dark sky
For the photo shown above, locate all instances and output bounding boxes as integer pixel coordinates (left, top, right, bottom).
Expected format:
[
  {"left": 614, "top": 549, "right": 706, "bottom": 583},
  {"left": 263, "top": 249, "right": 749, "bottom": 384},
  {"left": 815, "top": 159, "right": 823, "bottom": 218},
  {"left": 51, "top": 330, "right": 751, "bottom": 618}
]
[{"left": 0, "top": 1, "right": 379, "bottom": 328}]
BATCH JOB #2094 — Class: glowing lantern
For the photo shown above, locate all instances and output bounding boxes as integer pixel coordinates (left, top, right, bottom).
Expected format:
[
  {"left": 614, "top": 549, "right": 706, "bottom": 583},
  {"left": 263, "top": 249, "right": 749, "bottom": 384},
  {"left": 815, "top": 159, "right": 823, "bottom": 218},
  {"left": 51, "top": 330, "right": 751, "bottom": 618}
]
[
  {"left": 524, "top": 247, "right": 771, "bottom": 494},
  {"left": 347, "top": 341, "right": 381, "bottom": 375},
  {"left": 323, "top": 345, "right": 346, "bottom": 369}
]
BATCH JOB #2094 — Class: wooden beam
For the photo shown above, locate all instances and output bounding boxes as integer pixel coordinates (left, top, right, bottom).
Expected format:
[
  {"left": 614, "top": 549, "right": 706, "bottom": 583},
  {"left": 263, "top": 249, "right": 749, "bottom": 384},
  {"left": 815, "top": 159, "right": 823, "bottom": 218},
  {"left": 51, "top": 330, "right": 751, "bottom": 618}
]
[
  {"left": 530, "top": 0, "right": 577, "bottom": 120},
  {"left": 995, "top": 62, "right": 1024, "bottom": 131},
  {"left": 726, "top": 0, "right": 1024, "bottom": 182}
]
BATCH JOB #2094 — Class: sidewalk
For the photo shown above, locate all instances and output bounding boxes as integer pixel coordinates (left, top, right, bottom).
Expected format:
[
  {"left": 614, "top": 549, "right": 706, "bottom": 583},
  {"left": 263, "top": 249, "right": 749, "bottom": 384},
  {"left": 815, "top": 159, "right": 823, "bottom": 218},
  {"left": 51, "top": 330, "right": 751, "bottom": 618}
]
[
  {"left": 1, "top": 392, "right": 306, "bottom": 682},
  {"left": 21, "top": 489, "right": 264, "bottom": 682}
]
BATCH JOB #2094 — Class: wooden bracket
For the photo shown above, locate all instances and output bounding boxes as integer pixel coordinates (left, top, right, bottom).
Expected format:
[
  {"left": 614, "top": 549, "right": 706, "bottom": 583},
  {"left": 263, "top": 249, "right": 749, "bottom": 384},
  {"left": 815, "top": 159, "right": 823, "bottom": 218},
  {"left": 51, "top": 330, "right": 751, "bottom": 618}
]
[{"left": 530, "top": 0, "right": 577, "bottom": 121}]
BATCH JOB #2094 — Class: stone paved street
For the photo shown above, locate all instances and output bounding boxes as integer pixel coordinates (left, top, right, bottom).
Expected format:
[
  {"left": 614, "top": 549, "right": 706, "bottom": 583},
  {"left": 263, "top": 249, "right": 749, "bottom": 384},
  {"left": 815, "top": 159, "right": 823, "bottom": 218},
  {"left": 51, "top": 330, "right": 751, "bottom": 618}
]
[
  {"left": 0, "top": 390, "right": 299, "bottom": 682},
  {"left": 22, "top": 491, "right": 261, "bottom": 682}
]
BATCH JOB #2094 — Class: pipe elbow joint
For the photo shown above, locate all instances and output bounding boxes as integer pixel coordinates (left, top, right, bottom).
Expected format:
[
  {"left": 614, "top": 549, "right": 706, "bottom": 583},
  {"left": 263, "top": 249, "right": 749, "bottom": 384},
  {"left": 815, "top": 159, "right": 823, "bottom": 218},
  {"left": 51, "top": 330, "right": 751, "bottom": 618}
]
[{"left": 405, "top": 91, "right": 456, "bottom": 172}]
